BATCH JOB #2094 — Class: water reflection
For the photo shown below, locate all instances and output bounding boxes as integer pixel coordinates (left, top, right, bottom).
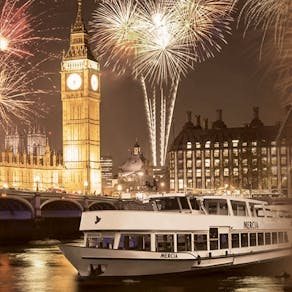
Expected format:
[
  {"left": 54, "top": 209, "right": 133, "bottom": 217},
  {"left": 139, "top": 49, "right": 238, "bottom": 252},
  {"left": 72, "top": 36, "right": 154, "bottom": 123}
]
[
  {"left": 0, "top": 242, "right": 291, "bottom": 292},
  {"left": 0, "top": 244, "right": 76, "bottom": 292}
]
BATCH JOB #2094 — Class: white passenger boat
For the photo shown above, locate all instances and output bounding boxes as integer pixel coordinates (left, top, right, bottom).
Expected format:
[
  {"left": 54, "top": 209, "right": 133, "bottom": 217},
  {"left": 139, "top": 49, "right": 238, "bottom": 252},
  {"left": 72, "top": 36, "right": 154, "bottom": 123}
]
[{"left": 60, "top": 194, "right": 292, "bottom": 277}]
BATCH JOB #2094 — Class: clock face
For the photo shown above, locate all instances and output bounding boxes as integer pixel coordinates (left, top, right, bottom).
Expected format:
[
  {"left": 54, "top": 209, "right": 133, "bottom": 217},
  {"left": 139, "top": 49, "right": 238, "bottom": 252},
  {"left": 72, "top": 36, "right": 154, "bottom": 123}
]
[
  {"left": 67, "top": 73, "right": 82, "bottom": 90},
  {"left": 91, "top": 74, "right": 99, "bottom": 91}
]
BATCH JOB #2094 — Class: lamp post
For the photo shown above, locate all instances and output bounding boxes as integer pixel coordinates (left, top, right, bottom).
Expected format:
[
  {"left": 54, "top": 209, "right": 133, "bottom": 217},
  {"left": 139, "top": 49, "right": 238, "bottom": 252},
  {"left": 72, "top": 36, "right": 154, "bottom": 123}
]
[
  {"left": 34, "top": 176, "right": 40, "bottom": 192},
  {"left": 117, "top": 184, "right": 122, "bottom": 196},
  {"left": 84, "top": 181, "right": 88, "bottom": 196},
  {"left": 160, "top": 181, "right": 165, "bottom": 191},
  {"left": 138, "top": 171, "right": 144, "bottom": 190}
]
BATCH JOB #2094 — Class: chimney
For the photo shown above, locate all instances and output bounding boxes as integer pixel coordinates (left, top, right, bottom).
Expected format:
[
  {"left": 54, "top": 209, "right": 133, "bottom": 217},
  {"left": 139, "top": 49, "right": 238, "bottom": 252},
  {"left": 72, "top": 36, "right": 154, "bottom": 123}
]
[
  {"left": 186, "top": 111, "right": 192, "bottom": 123},
  {"left": 253, "top": 107, "right": 259, "bottom": 119},
  {"left": 195, "top": 115, "right": 201, "bottom": 127},
  {"left": 204, "top": 118, "right": 209, "bottom": 130},
  {"left": 216, "top": 109, "right": 223, "bottom": 121}
]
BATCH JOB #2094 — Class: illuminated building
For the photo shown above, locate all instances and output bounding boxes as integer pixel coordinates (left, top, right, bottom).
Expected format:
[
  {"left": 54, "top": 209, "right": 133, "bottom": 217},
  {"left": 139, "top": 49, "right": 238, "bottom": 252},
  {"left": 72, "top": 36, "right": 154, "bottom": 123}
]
[
  {"left": 5, "top": 128, "right": 25, "bottom": 155},
  {"left": 101, "top": 156, "right": 113, "bottom": 191},
  {"left": 0, "top": 1, "right": 101, "bottom": 194},
  {"left": 1, "top": 128, "right": 62, "bottom": 191},
  {"left": 168, "top": 108, "right": 292, "bottom": 197},
  {"left": 61, "top": 0, "right": 101, "bottom": 194},
  {"left": 118, "top": 142, "right": 153, "bottom": 192}
]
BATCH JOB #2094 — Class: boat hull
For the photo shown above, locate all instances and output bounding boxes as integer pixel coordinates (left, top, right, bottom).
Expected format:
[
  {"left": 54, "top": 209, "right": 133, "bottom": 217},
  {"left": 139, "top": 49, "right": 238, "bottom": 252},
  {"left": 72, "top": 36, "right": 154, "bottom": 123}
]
[{"left": 60, "top": 245, "right": 292, "bottom": 277}]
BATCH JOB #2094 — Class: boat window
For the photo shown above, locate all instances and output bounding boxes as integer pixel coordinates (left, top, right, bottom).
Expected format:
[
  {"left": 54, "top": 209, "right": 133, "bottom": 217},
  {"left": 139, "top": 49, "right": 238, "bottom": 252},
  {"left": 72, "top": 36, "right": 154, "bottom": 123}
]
[
  {"left": 278, "top": 232, "right": 284, "bottom": 244},
  {"left": 204, "top": 200, "right": 217, "bottom": 215},
  {"left": 249, "top": 203, "right": 257, "bottom": 217},
  {"left": 232, "top": 234, "right": 240, "bottom": 248},
  {"left": 177, "top": 234, "right": 192, "bottom": 252},
  {"left": 203, "top": 199, "right": 228, "bottom": 215},
  {"left": 87, "top": 234, "right": 114, "bottom": 249},
  {"left": 231, "top": 200, "right": 247, "bottom": 216},
  {"left": 250, "top": 233, "right": 257, "bottom": 246},
  {"left": 179, "top": 197, "right": 191, "bottom": 210},
  {"left": 154, "top": 198, "right": 180, "bottom": 211},
  {"left": 156, "top": 234, "right": 174, "bottom": 252},
  {"left": 255, "top": 207, "right": 265, "bottom": 217},
  {"left": 218, "top": 201, "right": 229, "bottom": 215},
  {"left": 220, "top": 234, "right": 229, "bottom": 249},
  {"left": 265, "top": 208, "right": 273, "bottom": 218},
  {"left": 209, "top": 228, "right": 218, "bottom": 250},
  {"left": 189, "top": 198, "right": 200, "bottom": 210},
  {"left": 194, "top": 234, "right": 207, "bottom": 250},
  {"left": 258, "top": 233, "right": 264, "bottom": 246},
  {"left": 241, "top": 233, "right": 248, "bottom": 247},
  {"left": 272, "top": 232, "right": 278, "bottom": 244},
  {"left": 284, "top": 232, "right": 289, "bottom": 243},
  {"left": 118, "top": 234, "right": 151, "bottom": 251},
  {"left": 265, "top": 233, "right": 271, "bottom": 245}
]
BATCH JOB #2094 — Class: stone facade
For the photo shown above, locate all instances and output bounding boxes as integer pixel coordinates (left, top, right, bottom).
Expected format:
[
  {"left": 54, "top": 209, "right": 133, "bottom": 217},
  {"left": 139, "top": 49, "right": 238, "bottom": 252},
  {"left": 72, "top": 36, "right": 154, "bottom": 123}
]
[
  {"left": 168, "top": 108, "right": 292, "bottom": 197},
  {"left": 0, "top": 1, "right": 102, "bottom": 194}
]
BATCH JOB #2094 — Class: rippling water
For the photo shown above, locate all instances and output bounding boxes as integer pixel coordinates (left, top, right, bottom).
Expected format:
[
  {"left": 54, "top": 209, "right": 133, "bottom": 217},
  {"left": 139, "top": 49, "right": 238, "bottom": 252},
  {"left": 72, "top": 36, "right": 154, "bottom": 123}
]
[{"left": 0, "top": 241, "right": 292, "bottom": 292}]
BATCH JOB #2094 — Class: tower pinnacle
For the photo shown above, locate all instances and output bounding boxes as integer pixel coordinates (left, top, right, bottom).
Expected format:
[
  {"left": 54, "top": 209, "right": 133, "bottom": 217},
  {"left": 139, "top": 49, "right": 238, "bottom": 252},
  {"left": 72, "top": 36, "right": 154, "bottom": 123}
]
[
  {"left": 72, "top": 0, "right": 85, "bottom": 33},
  {"left": 64, "top": 0, "right": 95, "bottom": 61}
]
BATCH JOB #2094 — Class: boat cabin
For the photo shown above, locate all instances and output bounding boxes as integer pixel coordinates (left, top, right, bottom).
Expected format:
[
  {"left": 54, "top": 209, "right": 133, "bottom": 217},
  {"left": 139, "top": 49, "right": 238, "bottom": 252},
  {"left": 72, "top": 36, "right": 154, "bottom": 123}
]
[
  {"left": 149, "top": 195, "right": 292, "bottom": 219},
  {"left": 83, "top": 195, "right": 291, "bottom": 257}
]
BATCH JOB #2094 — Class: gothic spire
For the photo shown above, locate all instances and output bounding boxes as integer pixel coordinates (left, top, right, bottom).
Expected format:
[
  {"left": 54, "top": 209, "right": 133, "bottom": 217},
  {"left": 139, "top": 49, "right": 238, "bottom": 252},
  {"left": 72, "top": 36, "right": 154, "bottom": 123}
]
[
  {"left": 63, "top": 0, "right": 96, "bottom": 61},
  {"left": 72, "top": 0, "right": 86, "bottom": 34}
]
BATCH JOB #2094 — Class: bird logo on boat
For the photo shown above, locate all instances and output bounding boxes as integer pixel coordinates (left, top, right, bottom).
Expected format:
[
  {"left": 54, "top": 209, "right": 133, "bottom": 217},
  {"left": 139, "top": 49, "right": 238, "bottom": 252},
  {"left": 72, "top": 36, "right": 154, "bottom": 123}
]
[{"left": 95, "top": 216, "right": 101, "bottom": 224}]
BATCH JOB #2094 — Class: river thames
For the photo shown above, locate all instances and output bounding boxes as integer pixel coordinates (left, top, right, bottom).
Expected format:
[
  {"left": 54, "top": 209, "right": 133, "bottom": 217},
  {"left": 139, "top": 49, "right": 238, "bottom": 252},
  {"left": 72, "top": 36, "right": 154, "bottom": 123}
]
[{"left": 0, "top": 240, "right": 292, "bottom": 292}]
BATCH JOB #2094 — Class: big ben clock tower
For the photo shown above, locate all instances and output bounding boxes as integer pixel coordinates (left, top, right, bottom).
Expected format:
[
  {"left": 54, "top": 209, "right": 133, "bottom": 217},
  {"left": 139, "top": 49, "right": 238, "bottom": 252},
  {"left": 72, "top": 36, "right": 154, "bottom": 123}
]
[{"left": 61, "top": 0, "right": 101, "bottom": 194}]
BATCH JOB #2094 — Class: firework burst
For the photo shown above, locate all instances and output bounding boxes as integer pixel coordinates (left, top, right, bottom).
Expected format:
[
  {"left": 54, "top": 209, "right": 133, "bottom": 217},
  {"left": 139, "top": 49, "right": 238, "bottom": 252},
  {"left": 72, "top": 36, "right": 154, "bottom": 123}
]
[
  {"left": 90, "top": 0, "right": 234, "bottom": 165},
  {"left": 239, "top": 0, "right": 291, "bottom": 52},
  {"left": 133, "top": 1, "right": 196, "bottom": 85},
  {"left": 239, "top": 0, "right": 291, "bottom": 105},
  {"left": 0, "top": 0, "right": 37, "bottom": 57},
  {"left": 0, "top": 0, "right": 59, "bottom": 58},
  {"left": 0, "top": 56, "right": 48, "bottom": 130},
  {"left": 90, "top": 0, "right": 139, "bottom": 74},
  {"left": 91, "top": 0, "right": 233, "bottom": 84}
]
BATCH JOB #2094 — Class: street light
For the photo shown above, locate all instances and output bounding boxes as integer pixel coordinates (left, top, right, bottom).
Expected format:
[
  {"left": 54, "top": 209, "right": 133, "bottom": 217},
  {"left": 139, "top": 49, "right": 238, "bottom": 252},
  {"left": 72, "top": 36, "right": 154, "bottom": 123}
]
[
  {"left": 84, "top": 181, "right": 88, "bottom": 196},
  {"left": 34, "top": 176, "right": 40, "bottom": 192},
  {"left": 117, "top": 184, "right": 122, "bottom": 195},
  {"left": 137, "top": 171, "right": 144, "bottom": 190}
]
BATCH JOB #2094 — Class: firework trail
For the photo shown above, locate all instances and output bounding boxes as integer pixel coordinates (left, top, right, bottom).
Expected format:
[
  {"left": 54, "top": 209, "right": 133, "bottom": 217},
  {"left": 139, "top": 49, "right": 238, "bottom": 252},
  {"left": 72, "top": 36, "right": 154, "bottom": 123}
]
[
  {"left": 91, "top": 0, "right": 234, "bottom": 166},
  {"left": 141, "top": 76, "right": 157, "bottom": 166},
  {"left": 163, "top": 78, "right": 179, "bottom": 164}
]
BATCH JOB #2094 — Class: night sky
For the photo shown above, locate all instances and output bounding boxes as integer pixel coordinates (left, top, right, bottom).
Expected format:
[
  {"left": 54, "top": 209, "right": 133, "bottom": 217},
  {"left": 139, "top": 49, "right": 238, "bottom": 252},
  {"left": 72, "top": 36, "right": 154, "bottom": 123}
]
[{"left": 2, "top": 0, "right": 285, "bottom": 171}]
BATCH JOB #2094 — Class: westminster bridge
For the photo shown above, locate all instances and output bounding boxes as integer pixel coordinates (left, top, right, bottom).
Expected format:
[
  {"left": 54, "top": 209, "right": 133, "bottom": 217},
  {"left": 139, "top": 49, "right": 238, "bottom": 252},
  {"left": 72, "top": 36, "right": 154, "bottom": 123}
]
[
  {"left": 0, "top": 189, "right": 122, "bottom": 220},
  {"left": 0, "top": 189, "right": 136, "bottom": 241}
]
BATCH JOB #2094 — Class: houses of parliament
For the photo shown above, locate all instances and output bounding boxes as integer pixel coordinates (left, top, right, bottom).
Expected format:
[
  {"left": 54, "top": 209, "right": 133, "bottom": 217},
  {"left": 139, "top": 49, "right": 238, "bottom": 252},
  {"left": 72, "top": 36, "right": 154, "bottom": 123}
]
[{"left": 0, "top": 1, "right": 102, "bottom": 194}]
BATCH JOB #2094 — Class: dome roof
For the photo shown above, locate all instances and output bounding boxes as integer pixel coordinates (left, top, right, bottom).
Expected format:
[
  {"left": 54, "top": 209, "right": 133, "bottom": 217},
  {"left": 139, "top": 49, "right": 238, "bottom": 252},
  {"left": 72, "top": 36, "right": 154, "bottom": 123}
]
[{"left": 120, "top": 155, "right": 144, "bottom": 175}]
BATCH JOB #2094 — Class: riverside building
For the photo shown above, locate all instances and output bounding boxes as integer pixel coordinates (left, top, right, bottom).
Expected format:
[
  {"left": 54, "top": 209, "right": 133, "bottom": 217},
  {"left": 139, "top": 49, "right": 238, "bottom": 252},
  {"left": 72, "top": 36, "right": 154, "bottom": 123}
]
[{"left": 168, "top": 108, "right": 292, "bottom": 197}]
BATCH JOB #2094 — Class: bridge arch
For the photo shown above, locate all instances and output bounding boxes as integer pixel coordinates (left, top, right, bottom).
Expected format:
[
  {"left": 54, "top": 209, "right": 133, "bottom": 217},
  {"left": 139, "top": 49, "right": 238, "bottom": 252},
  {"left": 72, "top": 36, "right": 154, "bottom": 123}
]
[
  {"left": 0, "top": 196, "right": 34, "bottom": 219},
  {"left": 88, "top": 201, "right": 117, "bottom": 210},
  {"left": 41, "top": 199, "right": 83, "bottom": 218}
]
